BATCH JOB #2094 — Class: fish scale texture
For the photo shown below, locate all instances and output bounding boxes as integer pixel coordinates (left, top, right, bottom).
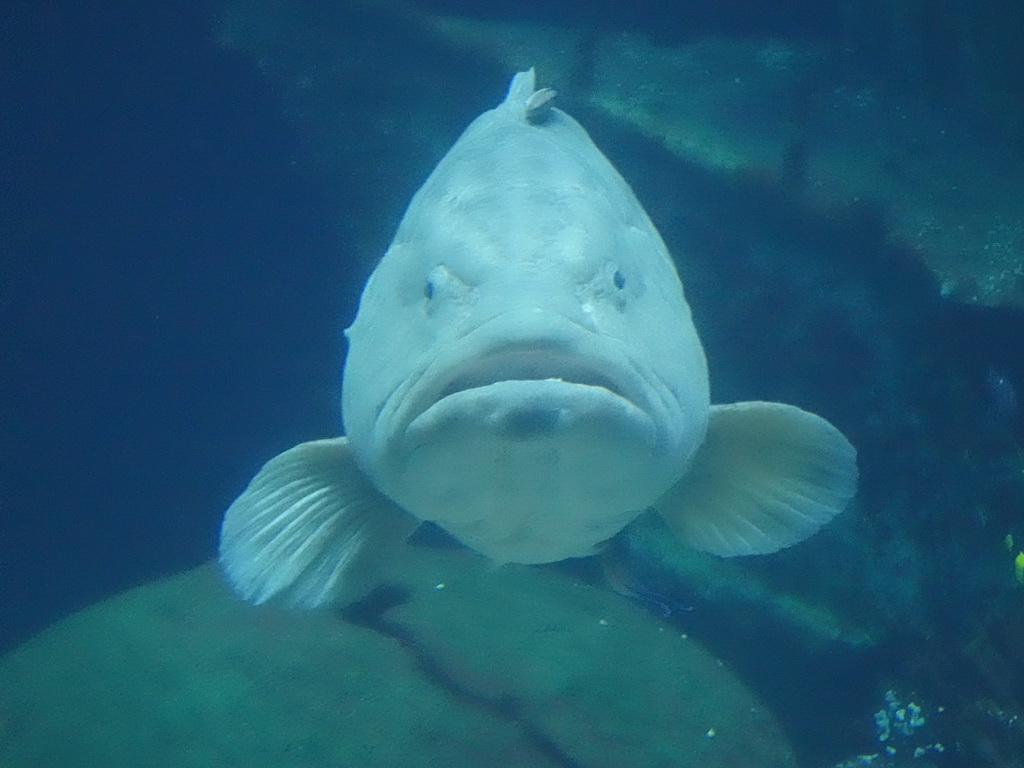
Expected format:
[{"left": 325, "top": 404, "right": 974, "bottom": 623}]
[{"left": 0, "top": 551, "right": 795, "bottom": 768}]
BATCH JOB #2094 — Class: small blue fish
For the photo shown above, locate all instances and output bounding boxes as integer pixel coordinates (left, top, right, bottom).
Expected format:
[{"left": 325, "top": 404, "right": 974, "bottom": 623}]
[{"left": 602, "top": 551, "right": 693, "bottom": 617}]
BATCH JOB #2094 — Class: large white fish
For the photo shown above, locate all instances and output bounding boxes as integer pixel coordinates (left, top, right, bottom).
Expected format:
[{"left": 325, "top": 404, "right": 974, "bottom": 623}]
[{"left": 219, "top": 69, "right": 857, "bottom": 608}]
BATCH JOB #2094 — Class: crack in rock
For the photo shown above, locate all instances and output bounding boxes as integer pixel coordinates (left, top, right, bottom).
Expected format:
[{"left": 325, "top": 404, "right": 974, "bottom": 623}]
[{"left": 340, "top": 585, "right": 586, "bottom": 768}]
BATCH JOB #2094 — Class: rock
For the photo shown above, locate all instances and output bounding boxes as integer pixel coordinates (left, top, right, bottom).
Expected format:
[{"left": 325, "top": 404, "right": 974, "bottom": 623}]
[
  {"left": 0, "top": 547, "right": 795, "bottom": 768},
  {"left": 219, "top": 0, "right": 1024, "bottom": 308}
]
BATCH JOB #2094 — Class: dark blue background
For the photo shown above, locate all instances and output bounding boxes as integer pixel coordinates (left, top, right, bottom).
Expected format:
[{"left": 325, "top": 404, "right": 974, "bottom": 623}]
[{"left": 1, "top": 1, "right": 357, "bottom": 652}]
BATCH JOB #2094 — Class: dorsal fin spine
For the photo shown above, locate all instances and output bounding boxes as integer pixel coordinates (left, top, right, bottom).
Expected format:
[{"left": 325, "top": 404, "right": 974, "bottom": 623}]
[{"left": 502, "top": 68, "right": 538, "bottom": 118}]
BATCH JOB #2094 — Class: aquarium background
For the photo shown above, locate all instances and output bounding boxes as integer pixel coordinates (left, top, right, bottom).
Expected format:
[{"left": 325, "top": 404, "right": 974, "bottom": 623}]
[{"left": 3, "top": 1, "right": 1024, "bottom": 766}]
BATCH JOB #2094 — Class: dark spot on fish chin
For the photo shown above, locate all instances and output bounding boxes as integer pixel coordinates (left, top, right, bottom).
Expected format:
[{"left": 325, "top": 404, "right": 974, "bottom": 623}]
[{"left": 504, "top": 406, "right": 561, "bottom": 439}]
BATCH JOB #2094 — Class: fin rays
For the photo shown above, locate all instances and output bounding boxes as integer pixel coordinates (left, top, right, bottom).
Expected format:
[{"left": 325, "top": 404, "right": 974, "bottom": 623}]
[
  {"left": 218, "top": 437, "right": 416, "bottom": 608},
  {"left": 655, "top": 401, "right": 857, "bottom": 557}
]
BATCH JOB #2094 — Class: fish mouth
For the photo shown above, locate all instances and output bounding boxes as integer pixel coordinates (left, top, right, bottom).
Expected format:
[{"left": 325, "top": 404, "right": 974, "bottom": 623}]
[
  {"left": 435, "top": 347, "right": 630, "bottom": 403},
  {"left": 394, "top": 340, "right": 650, "bottom": 444}
]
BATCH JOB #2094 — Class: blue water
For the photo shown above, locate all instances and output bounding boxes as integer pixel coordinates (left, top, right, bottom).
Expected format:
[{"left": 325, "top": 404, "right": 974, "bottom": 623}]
[
  {"left": 4, "top": 2, "right": 1024, "bottom": 767},
  {"left": 1, "top": 0, "right": 353, "bottom": 650}
]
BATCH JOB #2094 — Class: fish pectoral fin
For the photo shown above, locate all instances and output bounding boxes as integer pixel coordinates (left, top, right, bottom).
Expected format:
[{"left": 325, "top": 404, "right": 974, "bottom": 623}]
[
  {"left": 218, "top": 437, "right": 417, "bottom": 608},
  {"left": 654, "top": 401, "right": 857, "bottom": 557}
]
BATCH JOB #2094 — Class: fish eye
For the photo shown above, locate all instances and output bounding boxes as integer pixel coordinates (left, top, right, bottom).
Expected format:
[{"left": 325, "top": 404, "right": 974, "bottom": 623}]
[{"left": 613, "top": 269, "right": 626, "bottom": 290}]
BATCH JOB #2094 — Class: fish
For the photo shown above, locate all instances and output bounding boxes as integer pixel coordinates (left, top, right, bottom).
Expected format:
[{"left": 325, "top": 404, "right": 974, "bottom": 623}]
[{"left": 218, "top": 69, "right": 858, "bottom": 609}]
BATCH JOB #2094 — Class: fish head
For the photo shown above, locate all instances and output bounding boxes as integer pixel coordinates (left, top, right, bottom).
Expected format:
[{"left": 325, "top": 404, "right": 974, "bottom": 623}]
[{"left": 342, "top": 70, "right": 710, "bottom": 563}]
